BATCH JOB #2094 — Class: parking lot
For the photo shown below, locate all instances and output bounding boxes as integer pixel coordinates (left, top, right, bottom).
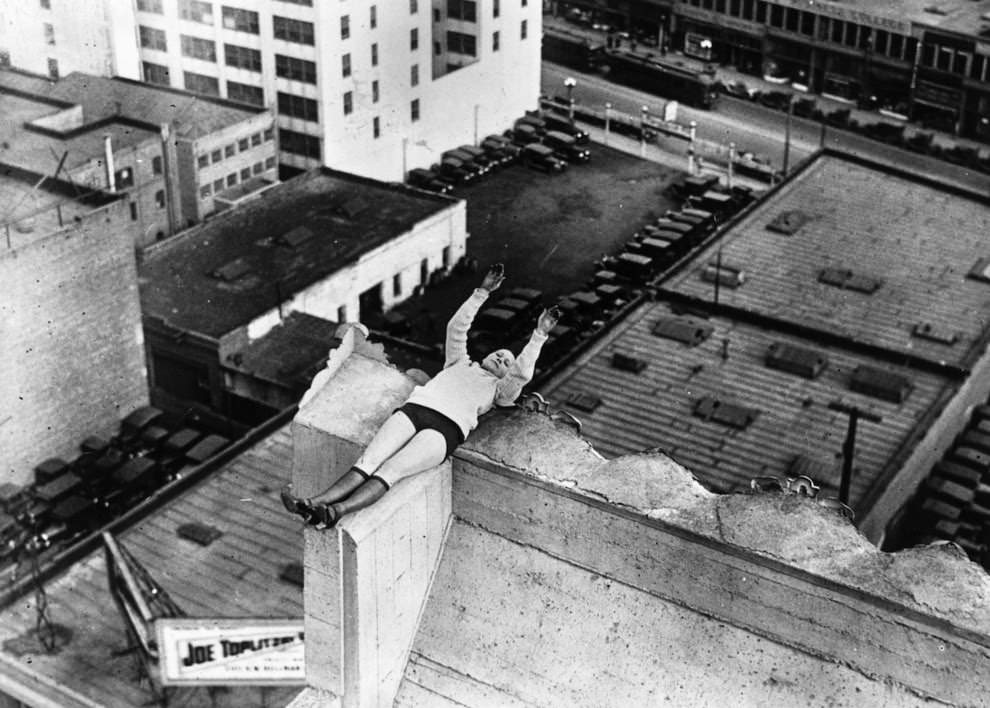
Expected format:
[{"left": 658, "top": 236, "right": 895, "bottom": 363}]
[{"left": 371, "top": 143, "right": 686, "bottom": 372}]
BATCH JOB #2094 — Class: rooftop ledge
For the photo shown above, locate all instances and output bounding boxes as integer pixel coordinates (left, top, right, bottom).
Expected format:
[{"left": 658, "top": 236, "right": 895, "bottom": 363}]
[{"left": 290, "top": 326, "right": 990, "bottom": 708}]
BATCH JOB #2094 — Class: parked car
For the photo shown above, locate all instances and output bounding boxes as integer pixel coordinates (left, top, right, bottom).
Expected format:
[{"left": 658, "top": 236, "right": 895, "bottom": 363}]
[
  {"left": 507, "top": 123, "right": 541, "bottom": 147},
  {"left": 543, "top": 130, "right": 591, "bottom": 163},
  {"left": 432, "top": 158, "right": 475, "bottom": 185},
  {"left": 457, "top": 144, "right": 502, "bottom": 169},
  {"left": 521, "top": 143, "right": 567, "bottom": 174},
  {"left": 544, "top": 114, "right": 590, "bottom": 144},
  {"left": 515, "top": 114, "right": 548, "bottom": 135},
  {"left": 482, "top": 134, "right": 521, "bottom": 162},
  {"left": 407, "top": 168, "right": 453, "bottom": 194},
  {"left": 442, "top": 148, "right": 488, "bottom": 177}
]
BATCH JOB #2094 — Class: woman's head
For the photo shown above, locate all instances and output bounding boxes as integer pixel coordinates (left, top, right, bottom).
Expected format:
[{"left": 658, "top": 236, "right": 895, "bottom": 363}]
[{"left": 481, "top": 348, "right": 515, "bottom": 377}]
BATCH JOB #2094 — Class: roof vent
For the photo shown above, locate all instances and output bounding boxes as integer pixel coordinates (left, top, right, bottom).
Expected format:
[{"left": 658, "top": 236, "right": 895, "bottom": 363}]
[
  {"left": 766, "top": 210, "right": 811, "bottom": 235},
  {"left": 211, "top": 257, "right": 251, "bottom": 282},
  {"left": 765, "top": 342, "right": 828, "bottom": 379},
  {"left": 818, "top": 267, "right": 883, "bottom": 294},
  {"left": 278, "top": 225, "right": 315, "bottom": 248},
  {"left": 912, "top": 322, "right": 958, "bottom": 345},
  {"left": 693, "top": 395, "right": 759, "bottom": 429},
  {"left": 566, "top": 391, "right": 603, "bottom": 412},
  {"left": 177, "top": 522, "right": 223, "bottom": 546},
  {"left": 337, "top": 196, "right": 367, "bottom": 218},
  {"left": 967, "top": 257, "right": 990, "bottom": 283},
  {"left": 652, "top": 316, "right": 714, "bottom": 347},
  {"left": 924, "top": 5, "right": 947, "bottom": 14},
  {"left": 850, "top": 365, "right": 913, "bottom": 403},
  {"left": 611, "top": 352, "right": 647, "bottom": 373},
  {"left": 701, "top": 262, "right": 745, "bottom": 288}
]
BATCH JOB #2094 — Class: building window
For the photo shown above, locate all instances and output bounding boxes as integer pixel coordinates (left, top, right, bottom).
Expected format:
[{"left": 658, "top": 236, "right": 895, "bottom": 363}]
[
  {"left": 238, "top": 137, "right": 249, "bottom": 151},
  {"left": 372, "top": 42, "right": 378, "bottom": 66},
  {"left": 410, "top": 0, "right": 418, "bottom": 13},
  {"left": 130, "top": 202, "right": 138, "bottom": 220},
  {"left": 411, "top": 64, "right": 419, "bottom": 86},
  {"left": 341, "top": 15, "right": 350, "bottom": 40},
  {"left": 222, "top": 6, "right": 259, "bottom": 33},
  {"left": 225, "top": 43, "right": 261, "bottom": 71},
  {"left": 275, "top": 54, "right": 316, "bottom": 83},
  {"left": 434, "top": 41, "right": 442, "bottom": 56},
  {"left": 155, "top": 190, "right": 166, "bottom": 208},
  {"left": 227, "top": 80, "right": 263, "bottom": 105},
  {"left": 278, "top": 0, "right": 312, "bottom": 5},
  {"left": 411, "top": 28, "right": 419, "bottom": 50},
  {"left": 493, "top": 30, "right": 499, "bottom": 51},
  {"left": 240, "top": 167, "right": 251, "bottom": 180},
  {"left": 0, "top": 51, "right": 11, "bottom": 68},
  {"left": 136, "top": 0, "right": 162, "bottom": 12},
  {"left": 252, "top": 161, "right": 263, "bottom": 174},
  {"left": 342, "top": 52, "right": 351, "bottom": 77},
  {"left": 264, "top": 127, "right": 274, "bottom": 141},
  {"left": 337, "top": 305, "right": 347, "bottom": 323},
  {"left": 152, "top": 155, "right": 163, "bottom": 175},
  {"left": 448, "top": 31, "right": 477, "bottom": 56},
  {"left": 213, "top": 178, "right": 224, "bottom": 191},
  {"left": 181, "top": 34, "right": 217, "bottom": 62},
  {"left": 278, "top": 92, "right": 319, "bottom": 121},
  {"left": 252, "top": 132, "right": 261, "bottom": 146},
  {"left": 448, "top": 0, "right": 476, "bottom": 22},
  {"left": 434, "top": 8, "right": 441, "bottom": 21},
  {"left": 393, "top": 273, "right": 401, "bottom": 296},
  {"left": 279, "top": 128, "right": 320, "bottom": 158},
  {"left": 139, "top": 25, "right": 167, "bottom": 51},
  {"left": 198, "top": 154, "right": 210, "bottom": 168},
  {"left": 185, "top": 71, "right": 220, "bottom": 95},
  {"left": 211, "top": 149, "right": 222, "bottom": 163},
  {"left": 443, "top": 246, "right": 451, "bottom": 267},
  {"left": 373, "top": 116, "right": 381, "bottom": 138},
  {"left": 411, "top": 98, "right": 420, "bottom": 121},
  {"left": 370, "top": 5, "right": 377, "bottom": 28},
  {"left": 43, "top": 23, "right": 55, "bottom": 45},
  {"left": 40, "top": 0, "right": 51, "bottom": 8},
  {"left": 143, "top": 61, "right": 170, "bottom": 85},
  {"left": 274, "top": 15, "right": 314, "bottom": 44},
  {"left": 494, "top": 0, "right": 499, "bottom": 17},
  {"left": 521, "top": 19, "right": 527, "bottom": 39},
  {"left": 47, "top": 58, "right": 59, "bottom": 79},
  {"left": 343, "top": 91, "right": 353, "bottom": 115},
  {"left": 372, "top": 80, "right": 379, "bottom": 102},
  {"left": 116, "top": 166, "right": 135, "bottom": 189},
  {"left": 521, "top": 0, "right": 527, "bottom": 5},
  {"left": 224, "top": 173, "right": 235, "bottom": 187},
  {"left": 179, "top": 0, "right": 213, "bottom": 24},
  {"left": 200, "top": 184, "right": 212, "bottom": 198},
  {"left": 265, "top": 155, "right": 276, "bottom": 168}
]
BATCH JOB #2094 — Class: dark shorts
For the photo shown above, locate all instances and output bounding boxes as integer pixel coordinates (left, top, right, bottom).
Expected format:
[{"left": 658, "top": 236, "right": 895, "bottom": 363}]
[{"left": 397, "top": 402, "right": 465, "bottom": 458}]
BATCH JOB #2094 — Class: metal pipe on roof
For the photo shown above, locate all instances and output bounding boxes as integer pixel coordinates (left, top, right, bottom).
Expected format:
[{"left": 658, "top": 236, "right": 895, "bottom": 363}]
[{"left": 103, "top": 134, "right": 116, "bottom": 193}]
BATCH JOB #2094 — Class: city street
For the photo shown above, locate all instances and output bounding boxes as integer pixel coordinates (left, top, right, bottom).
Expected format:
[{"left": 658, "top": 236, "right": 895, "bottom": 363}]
[{"left": 542, "top": 62, "right": 990, "bottom": 194}]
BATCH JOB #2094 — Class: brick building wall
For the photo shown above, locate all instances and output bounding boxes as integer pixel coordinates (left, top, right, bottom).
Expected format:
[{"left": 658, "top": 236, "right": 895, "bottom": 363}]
[{"left": 0, "top": 197, "right": 148, "bottom": 486}]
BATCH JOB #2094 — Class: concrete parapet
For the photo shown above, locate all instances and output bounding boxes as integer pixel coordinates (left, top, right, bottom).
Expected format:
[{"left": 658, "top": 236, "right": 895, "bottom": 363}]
[{"left": 456, "top": 408, "right": 990, "bottom": 706}]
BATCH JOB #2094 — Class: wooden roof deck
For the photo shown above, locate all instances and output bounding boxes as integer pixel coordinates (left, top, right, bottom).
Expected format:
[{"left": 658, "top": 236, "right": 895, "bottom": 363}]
[{"left": 0, "top": 426, "right": 303, "bottom": 708}]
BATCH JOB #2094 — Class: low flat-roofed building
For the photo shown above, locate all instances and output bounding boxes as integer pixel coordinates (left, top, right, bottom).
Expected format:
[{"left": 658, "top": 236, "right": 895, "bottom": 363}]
[
  {"left": 0, "top": 68, "right": 276, "bottom": 244},
  {"left": 0, "top": 165, "right": 147, "bottom": 486},
  {"left": 140, "top": 167, "right": 466, "bottom": 424},
  {"left": 542, "top": 151, "right": 990, "bottom": 544}
]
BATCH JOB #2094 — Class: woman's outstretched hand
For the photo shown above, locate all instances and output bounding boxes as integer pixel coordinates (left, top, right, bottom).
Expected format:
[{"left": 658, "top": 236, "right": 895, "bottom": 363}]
[
  {"left": 481, "top": 263, "right": 505, "bottom": 293},
  {"left": 537, "top": 306, "right": 561, "bottom": 335}
]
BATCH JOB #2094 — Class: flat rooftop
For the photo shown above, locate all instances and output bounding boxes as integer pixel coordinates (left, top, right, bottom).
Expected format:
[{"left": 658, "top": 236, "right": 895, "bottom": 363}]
[
  {"left": 228, "top": 311, "right": 340, "bottom": 388},
  {"left": 0, "top": 68, "right": 266, "bottom": 140},
  {"left": 140, "top": 168, "right": 457, "bottom": 339},
  {"left": 0, "top": 426, "right": 302, "bottom": 708},
  {"left": 539, "top": 300, "right": 955, "bottom": 507},
  {"left": 663, "top": 153, "right": 990, "bottom": 370}
]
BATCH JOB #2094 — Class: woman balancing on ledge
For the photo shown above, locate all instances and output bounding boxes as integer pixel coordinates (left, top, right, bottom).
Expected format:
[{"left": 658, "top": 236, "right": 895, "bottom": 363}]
[{"left": 281, "top": 264, "right": 560, "bottom": 529}]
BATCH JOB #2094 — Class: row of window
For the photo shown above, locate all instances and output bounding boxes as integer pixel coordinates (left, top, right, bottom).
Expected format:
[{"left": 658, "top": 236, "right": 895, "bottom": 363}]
[
  {"left": 920, "top": 43, "right": 990, "bottom": 83},
  {"left": 198, "top": 157, "right": 277, "bottom": 198},
  {"left": 197, "top": 129, "right": 274, "bottom": 169}
]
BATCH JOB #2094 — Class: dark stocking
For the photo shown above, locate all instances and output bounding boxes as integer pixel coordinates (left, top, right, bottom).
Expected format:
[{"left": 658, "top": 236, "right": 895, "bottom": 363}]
[{"left": 310, "top": 476, "right": 390, "bottom": 528}]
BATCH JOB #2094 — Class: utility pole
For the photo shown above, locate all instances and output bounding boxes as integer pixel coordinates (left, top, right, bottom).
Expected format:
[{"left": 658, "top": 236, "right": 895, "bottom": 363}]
[
  {"left": 782, "top": 95, "right": 795, "bottom": 175},
  {"left": 828, "top": 401, "right": 882, "bottom": 506}
]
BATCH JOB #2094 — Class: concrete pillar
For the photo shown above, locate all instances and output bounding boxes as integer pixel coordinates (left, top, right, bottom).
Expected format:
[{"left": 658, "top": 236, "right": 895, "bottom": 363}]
[{"left": 288, "top": 327, "right": 453, "bottom": 708}]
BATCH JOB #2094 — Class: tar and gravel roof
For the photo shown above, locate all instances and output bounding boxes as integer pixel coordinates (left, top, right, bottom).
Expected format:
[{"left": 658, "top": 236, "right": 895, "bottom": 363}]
[
  {"left": 140, "top": 168, "right": 457, "bottom": 339},
  {"left": 541, "top": 152, "right": 990, "bottom": 509}
]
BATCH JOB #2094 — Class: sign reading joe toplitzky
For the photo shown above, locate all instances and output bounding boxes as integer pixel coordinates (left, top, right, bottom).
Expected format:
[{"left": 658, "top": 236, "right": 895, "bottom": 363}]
[{"left": 156, "top": 618, "right": 305, "bottom": 685}]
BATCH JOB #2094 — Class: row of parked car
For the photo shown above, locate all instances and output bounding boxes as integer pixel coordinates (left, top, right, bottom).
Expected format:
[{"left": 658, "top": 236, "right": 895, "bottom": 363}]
[
  {"left": 405, "top": 112, "right": 594, "bottom": 192},
  {"left": 0, "top": 406, "right": 229, "bottom": 577}
]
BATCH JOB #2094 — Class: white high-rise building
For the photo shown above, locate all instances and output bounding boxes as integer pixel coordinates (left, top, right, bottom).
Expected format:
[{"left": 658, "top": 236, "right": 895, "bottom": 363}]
[
  {"left": 132, "top": 0, "right": 542, "bottom": 181},
  {"left": 0, "top": 0, "right": 140, "bottom": 80}
]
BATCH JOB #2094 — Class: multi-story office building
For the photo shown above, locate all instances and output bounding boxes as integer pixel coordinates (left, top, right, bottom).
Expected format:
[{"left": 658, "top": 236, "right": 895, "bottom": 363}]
[
  {"left": 555, "top": 0, "right": 990, "bottom": 141},
  {"left": 0, "top": 67, "right": 277, "bottom": 243},
  {"left": 0, "top": 0, "right": 140, "bottom": 80},
  {"left": 132, "top": 0, "right": 542, "bottom": 181}
]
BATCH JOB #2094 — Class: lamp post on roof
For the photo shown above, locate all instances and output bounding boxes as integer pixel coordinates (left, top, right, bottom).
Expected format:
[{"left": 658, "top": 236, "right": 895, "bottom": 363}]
[
  {"left": 828, "top": 400, "right": 883, "bottom": 506},
  {"left": 564, "top": 77, "right": 577, "bottom": 122},
  {"left": 604, "top": 102, "right": 612, "bottom": 146}
]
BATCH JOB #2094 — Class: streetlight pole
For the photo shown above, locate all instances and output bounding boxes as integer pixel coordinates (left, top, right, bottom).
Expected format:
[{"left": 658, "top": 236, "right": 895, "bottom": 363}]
[
  {"left": 640, "top": 105, "right": 649, "bottom": 156},
  {"left": 564, "top": 77, "right": 576, "bottom": 122},
  {"left": 604, "top": 102, "right": 611, "bottom": 146},
  {"left": 828, "top": 401, "right": 883, "bottom": 506},
  {"left": 783, "top": 95, "right": 795, "bottom": 175}
]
